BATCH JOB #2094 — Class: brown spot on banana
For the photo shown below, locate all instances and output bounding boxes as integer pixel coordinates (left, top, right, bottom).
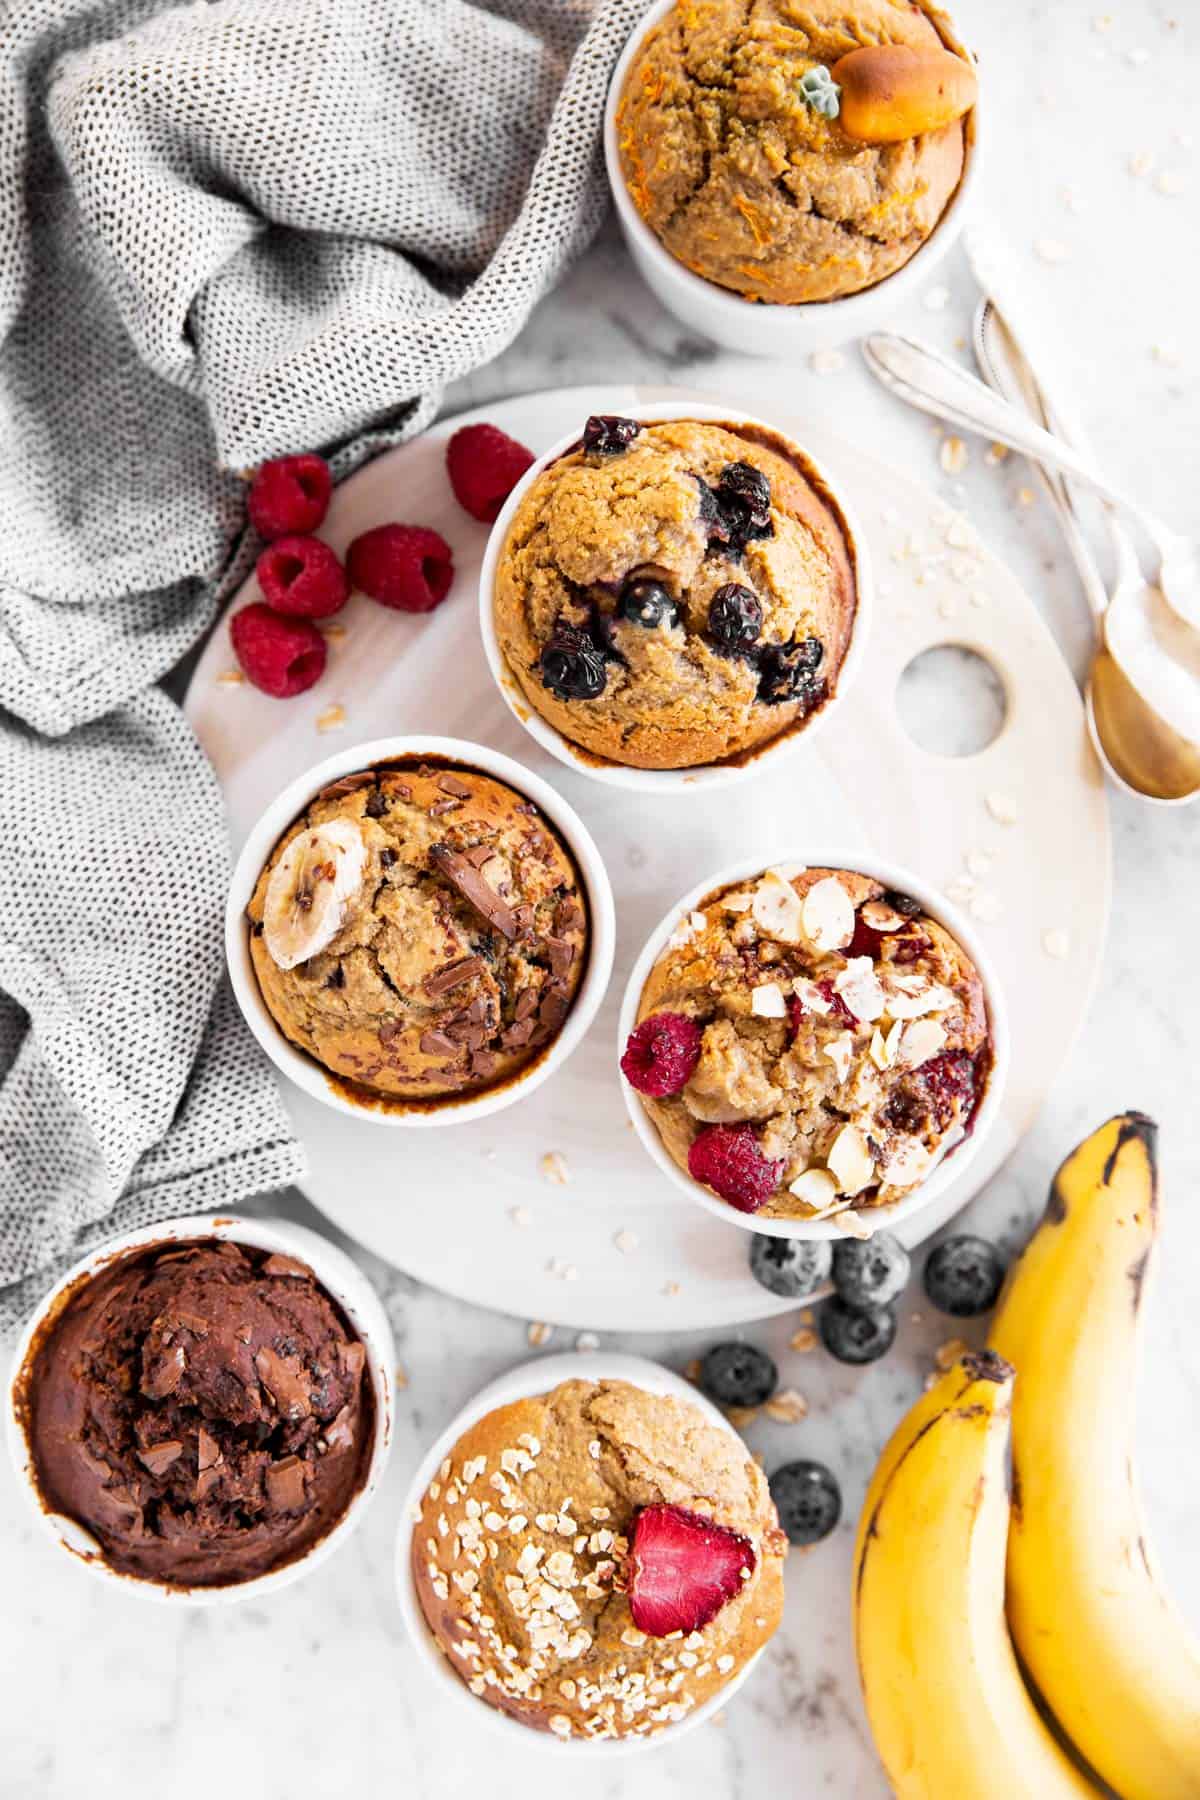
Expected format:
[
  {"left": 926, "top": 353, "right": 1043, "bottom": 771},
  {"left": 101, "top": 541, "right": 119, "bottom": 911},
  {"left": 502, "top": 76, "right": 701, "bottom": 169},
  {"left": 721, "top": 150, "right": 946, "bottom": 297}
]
[
  {"left": 1101, "top": 1110, "right": 1157, "bottom": 1186},
  {"left": 1127, "top": 1246, "right": 1152, "bottom": 1309}
]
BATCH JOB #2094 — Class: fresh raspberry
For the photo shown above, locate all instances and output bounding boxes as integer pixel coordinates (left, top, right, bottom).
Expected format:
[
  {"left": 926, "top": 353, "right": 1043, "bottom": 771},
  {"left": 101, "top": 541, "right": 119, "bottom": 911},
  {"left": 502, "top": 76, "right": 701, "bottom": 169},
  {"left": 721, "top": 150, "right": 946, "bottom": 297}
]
[
  {"left": 847, "top": 912, "right": 885, "bottom": 960},
  {"left": 687, "top": 1123, "right": 784, "bottom": 1214},
  {"left": 346, "top": 524, "right": 454, "bottom": 613},
  {"left": 620, "top": 1012, "right": 701, "bottom": 1097},
  {"left": 230, "top": 602, "right": 327, "bottom": 698},
  {"left": 446, "top": 423, "right": 535, "bottom": 523},
  {"left": 628, "top": 1505, "right": 756, "bottom": 1637},
  {"left": 256, "top": 535, "right": 348, "bottom": 619},
  {"left": 247, "top": 454, "right": 332, "bottom": 539}
]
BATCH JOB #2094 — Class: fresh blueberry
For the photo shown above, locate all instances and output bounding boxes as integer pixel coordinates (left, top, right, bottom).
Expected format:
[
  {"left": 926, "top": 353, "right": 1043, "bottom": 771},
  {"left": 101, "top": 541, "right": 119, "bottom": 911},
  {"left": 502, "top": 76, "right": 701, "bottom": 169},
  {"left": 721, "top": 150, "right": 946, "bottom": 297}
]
[
  {"left": 583, "top": 414, "right": 641, "bottom": 456},
  {"left": 756, "top": 637, "right": 827, "bottom": 707},
  {"left": 818, "top": 1295, "right": 897, "bottom": 1364},
  {"left": 831, "top": 1233, "right": 911, "bottom": 1310},
  {"left": 695, "top": 476, "right": 732, "bottom": 548},
  {"left": 922, "top": 1235, "right": 1006, "bottom": 1317},
  {"left": 718, "top": 461, "right": 773, "bottom": 539},
  {"left": 748, "top": 1234, "right": 832, "bottom": 1299},
  {"left": 619, "top": 578, "right": 679, "bottom": 629},
  {"left": 539, "top": 621, "right": 607, "bottom": 701},
  {"left": 769, "top": 1460, "right": 842, "bottom": 1545},
  {"left": 708, "top": 582, "right": 763, "bottom": 652},
  {"left": 884, "top": 888, "right": 923, "bottom": 918},
  {"left": 699, "top": 1341, "right": 778, "bottom": 1408}
]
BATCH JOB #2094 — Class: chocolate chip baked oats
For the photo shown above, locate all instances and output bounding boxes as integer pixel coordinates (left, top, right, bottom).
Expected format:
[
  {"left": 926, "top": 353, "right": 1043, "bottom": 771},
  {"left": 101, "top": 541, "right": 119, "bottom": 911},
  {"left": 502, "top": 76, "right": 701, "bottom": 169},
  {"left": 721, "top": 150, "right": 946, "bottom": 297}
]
[
  {"left": 616, "top": 0, "right": 976, "bottom": 305},
  {"left": 492, "top": 415, "right": 857, "bottom": 770},
  {"left": 247, "top": 761, "right": 588, "bottom": 1105},
  {"left": 410, "top": 1378, "right": 785, "bottom": 1741},
  {"left": 621, "top": 866, "right": 991, "bottom": 1221}
]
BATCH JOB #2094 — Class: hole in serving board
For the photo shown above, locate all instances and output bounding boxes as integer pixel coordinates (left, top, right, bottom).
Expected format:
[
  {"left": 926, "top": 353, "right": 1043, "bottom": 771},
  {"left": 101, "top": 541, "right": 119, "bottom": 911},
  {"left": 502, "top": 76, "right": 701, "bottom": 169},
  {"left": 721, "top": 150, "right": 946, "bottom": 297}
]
[{"left": 896, "top": 645, "right": 1007, "bottom": 757}]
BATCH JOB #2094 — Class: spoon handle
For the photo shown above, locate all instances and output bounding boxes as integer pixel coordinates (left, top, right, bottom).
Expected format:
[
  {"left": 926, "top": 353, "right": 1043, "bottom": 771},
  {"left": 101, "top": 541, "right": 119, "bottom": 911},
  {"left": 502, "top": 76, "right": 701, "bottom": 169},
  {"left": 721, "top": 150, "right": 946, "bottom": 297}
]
[{"left": 862, "top": 333, "right": 1164, "bottom": 532}]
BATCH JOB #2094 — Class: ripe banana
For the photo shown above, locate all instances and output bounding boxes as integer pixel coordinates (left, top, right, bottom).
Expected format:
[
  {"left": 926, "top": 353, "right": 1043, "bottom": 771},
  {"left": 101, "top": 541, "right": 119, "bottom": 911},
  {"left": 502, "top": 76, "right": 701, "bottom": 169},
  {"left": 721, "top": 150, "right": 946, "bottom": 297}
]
[
  {"left": 990, "top": 1113, "right": 1200, "bottom": 1798},
  {"left": 853, "top": 1350, "right": 1095, "bottom": 1798},
  {"left": 262, "top": 819, "right": 366, "bottom": 969}
]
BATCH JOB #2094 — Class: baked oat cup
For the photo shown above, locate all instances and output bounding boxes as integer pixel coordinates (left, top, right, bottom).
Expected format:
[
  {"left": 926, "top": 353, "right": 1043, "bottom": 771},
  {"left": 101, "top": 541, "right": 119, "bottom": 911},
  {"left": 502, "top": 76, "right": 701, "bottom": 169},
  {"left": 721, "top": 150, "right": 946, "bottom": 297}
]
[
  {"left": 396, "top": 1352, "right": 785, "bottom": 1753},
  {"left": 479, "top": 403, "right": 870, "bottom": 792},
  {"left": 604, "top": 0, "right": 979, "bottom": 355},
  {"left": 226, "top": 736, "right": 615, "bottom": 1126},
  {"left": 618, "top": 851, "right": 1008, "bottom": 1240},
  {"left": 6, "top": 1213, "right": 394, "bottom": 1604}
]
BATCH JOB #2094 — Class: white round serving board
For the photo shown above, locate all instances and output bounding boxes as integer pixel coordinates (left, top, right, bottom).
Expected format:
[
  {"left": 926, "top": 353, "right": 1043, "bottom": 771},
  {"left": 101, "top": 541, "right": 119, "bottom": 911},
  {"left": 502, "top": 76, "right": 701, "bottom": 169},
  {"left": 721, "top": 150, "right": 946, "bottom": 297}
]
[{"left": 185, "top": 383, "right": 1111, "bottom": 1331}]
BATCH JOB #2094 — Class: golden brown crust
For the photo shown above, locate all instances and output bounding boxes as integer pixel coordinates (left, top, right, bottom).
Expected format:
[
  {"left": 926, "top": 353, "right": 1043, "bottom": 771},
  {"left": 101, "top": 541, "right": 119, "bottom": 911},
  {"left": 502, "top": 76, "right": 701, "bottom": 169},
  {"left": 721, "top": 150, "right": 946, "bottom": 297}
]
[
  {"left": 248, "top": 761, "right": 588, "bottom": 1103},
  {"left": 617, "top": 0, "right": 970, "bottom": 304},
  {"left": 410, "top": 1379, "right": 786, "bottom": 1741},
  {"left": 633, "top": 865, "right": 991, "bottom": 1218},
  {"left": 493, "top": 418, "right": 857, "bottom": 770}
]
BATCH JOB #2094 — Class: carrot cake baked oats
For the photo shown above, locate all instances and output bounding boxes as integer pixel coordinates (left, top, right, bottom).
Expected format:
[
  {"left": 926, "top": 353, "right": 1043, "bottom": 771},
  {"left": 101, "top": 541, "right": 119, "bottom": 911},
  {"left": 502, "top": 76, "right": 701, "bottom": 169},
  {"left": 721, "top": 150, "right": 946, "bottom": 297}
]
[
  {"left": 247, "top": 761, "right": 588, "bottom": 1104},
  {"left": 492, "top": 414, "right": 857, "bottom": 769},
  {"left": 621, "top": 866, "right": 991, "bottom": 1220},
  {"left": 616, "top": 0, "right": 977, "bottom": 304},
  {"left": 410, "top": 1378, "right": 786, "bottom": 1740}
]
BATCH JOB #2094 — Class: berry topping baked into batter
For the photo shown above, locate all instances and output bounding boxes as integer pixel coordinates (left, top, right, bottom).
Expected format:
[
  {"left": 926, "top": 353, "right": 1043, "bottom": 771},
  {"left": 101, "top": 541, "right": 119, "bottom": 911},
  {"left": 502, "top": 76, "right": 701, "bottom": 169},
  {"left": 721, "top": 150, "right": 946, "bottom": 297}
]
[
  {"left": 623, "top": 866, "right": 991, "bottom": 1221},
  {"left": 492, "top": 415, "right": 857, "bottom": 769},
  {"left": 247, "top": 761, "right": 589, "bottom": 1106}
]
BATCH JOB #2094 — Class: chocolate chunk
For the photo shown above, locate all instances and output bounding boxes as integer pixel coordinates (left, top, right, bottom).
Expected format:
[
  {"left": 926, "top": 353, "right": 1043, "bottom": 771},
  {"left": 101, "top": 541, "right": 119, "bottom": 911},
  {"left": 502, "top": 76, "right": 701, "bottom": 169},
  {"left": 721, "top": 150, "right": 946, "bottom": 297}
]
[
  {"left": 501, "top": 1020, "right": 535, "bottom": 1049},
  {"left": 445, "top": 1021, "right": 487, "bottom": 1050},
  {"left": 545, "top": 937, "right": 576, "bottom": 978},
  {"left": 262, "top": 1254, "right": 309, "bottom": 1280},
  {"left": 318, "top": 773, "right": 375, "bottom": 802},
  {"left": 428, "top": 798, "right": 463, "bottom": 817},
  {"left": 137, "top": 1439, "right": 183, "bottom": 1477},
  {"left": 464, "top": 843, "right": 495, "bottom": 867},
  {"left": 379, "top": 847, "right": 397, "bottom": 868},
  {"left": 429, "top": 844, "right": 519, "bottom": 941},
  {"left": 266, "top": 1456, "right": 309, "bottom": 1515},
  {"left": 424, "top": 955, "right": 485, "bottom": 997},
  {"left": 514, "top": 988, "right": 538, "bottom": 1022},
  {"left": 140, "top": 1342, "right": 186, "bottom": 1400},
  {"left": 539, "top": 992, "right": 569, "bottom": 1032},
  {"left": 364, "top": 789, "right": 388, "bottom": 818},
  {"left": 341, "top": 1341, "right": 366, "bottom": 1382},
  {"left": 326, "top": 964, "right": 346, "bottom": 989},
  {"left": 197, "top": 1428, "right": 222, "bottom": 1471},
  {"left": 465, "top": 995, "right": 489, "bottom": 1022},
  {"left": 195, "top": 1467, "right": 222, "bottom": 1502},
  {"left": 324, "top": 1405, "right": 355, "bottom": 1453},
  {"left": 379, "top": 1019, "right": 404, "bottom": 1046},
  {"left": 436, "top": 773, "right": 472, "bottom": 798},
  {"left": 255, "top": 1346, "right": 312, "bottom": 1421},
  {"left": 470, "top": 1050, "right": 498, "bottom": 1079},
  {"left": 420, "top": 1029, "right": 462, "bottom": 1057},
  {"left": 554, "top": 897, "right": 584, "bottom": 933}
]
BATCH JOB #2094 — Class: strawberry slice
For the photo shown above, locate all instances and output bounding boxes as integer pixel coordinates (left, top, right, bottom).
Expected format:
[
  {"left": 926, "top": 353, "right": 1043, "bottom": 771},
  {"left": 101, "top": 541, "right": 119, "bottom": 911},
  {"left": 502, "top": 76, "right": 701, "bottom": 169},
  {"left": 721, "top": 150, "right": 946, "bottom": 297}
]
[{"left": 628, "top": 1504, "right": 756, "bottom": 1637}]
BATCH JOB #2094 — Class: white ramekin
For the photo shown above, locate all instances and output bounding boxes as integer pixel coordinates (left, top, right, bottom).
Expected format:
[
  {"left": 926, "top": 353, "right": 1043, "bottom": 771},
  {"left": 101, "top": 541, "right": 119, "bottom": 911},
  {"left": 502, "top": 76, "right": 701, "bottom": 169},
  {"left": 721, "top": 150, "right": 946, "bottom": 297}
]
[
  {"left": 7, "top": 1213, "right": 395, "bottom": 1604},
  {"left": 225, "top": 735, "right": 616, "bottom": 1127},
  {"left": 478, "top": 402, "right": 871, "bottom": 794},
  {"left": 618, "top": 850, "right": 1010, "bottom": 1240},
  {"left": 603, "top": 0, "right": 979, "bottom": 355},
  {"left": 394, "top": 1350, "right": 769, "bottom": 1757}
]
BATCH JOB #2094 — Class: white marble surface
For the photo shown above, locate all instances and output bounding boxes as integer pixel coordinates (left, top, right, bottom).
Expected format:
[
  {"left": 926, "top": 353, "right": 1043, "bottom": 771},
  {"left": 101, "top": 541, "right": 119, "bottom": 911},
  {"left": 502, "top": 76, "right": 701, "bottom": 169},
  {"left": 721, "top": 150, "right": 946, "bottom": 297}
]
[{"left": 4, "top": 2, "right": 1199, "bottom": 1793}]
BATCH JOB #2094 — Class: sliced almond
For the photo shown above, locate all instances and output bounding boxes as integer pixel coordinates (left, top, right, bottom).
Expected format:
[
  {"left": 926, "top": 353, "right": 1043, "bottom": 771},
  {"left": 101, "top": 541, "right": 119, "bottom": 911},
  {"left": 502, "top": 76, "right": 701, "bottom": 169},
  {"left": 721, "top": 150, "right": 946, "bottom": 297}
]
[
  {"left": 792, "top": 978, "right": 831, "bottom": 1015},
  {"left": 751, "top": 870, "right": 805, "bottom": 944},
  {"left": 835, "top": 956, "right": 885, "bottom": 1023},
  {"left": 789, "top": 1168, "right": 840, "bottom": 1211},
  {"left": 824, "top": 1031, "right": 855, "bottom": 1084},
  {"left": 722, "top": 890, "right": 754, "bottom": 913},
  {"left": 750, "top": 981, "right": 788, "bottom": 1019},
  {"left": 801, "top": 876, "right": 855, "bottom": 952},
  {"left": 900, "top": 1018, "right": 947, "bottom": 1068},
  {"left": 860, "top": 901, "right": 905, "bottom": 933},
  {"left": 880, "top": 1134, "right": 934, "bottom": 1186},
  {"left": 827, "top": 1124, "right": 876, "bottom": 1196}
]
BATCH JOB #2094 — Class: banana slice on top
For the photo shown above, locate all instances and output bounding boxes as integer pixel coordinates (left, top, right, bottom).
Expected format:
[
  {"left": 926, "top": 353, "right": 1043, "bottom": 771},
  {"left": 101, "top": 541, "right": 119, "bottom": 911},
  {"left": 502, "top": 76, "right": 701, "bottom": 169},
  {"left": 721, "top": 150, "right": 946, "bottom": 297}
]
[{"left": 261, "top": 819, "right": 367, "bottom": 970}]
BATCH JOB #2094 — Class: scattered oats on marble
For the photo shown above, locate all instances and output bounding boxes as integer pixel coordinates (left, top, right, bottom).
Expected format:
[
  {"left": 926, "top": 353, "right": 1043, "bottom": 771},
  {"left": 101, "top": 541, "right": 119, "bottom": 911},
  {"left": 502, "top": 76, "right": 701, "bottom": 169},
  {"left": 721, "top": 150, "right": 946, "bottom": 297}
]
[
  {"left": 809, "top": 347, "right": 845, "bottom": 374},
  {"left": 527, "top": 1320, "right": 552, "bottom": 1347},
  {"left": 315, "top": 703, "right": 346, "bottom": 733},
  {"left": 764, "top": 1389, "right": 808, "bottom": 1424},
  {"left": 944, "top": 517, "right": 975, "bottom": 551},
  {"left": 922, "top": 284, "right": 950, "bottom": 311},
  {"left": 938, "top": 595, "right": 958, "bottom": 620},
  {"left": 540, "top": 1150, "right": 570, "bottom": 1185},
  {"left": 576, "top": 1332, "right": 600, "bottom": 1353},
  {"left": 969, "top": 891, "right": 1004, "bottom": 925},
  {"left": 684, "top": 1358, "right": 702, "bottom": 1383},
  {"left": 613, "top": 1228, "right": 639, "bottom": 1255},
  {"left": 394, "top": 1361, "right": 409, "bottom": 1391},
  {"left": 1155, "top": 170, "right": 1186, "bottom": 196},
  {"left": 726, "top": 1404, "right": 762, "bottom": 1428},
  {"left": 509, "top": 1204, "right": 532, "bottom": 1228},
  {"left": 939, "top": 435, "right": 968, "bottom": 475},
  {"left": 944, "top": 876, "right": 976, "bottom": 905},
  {"left": 790, "top": 1326, "right": 817, "bottom": 1353},
  {"left": 968, "top": 589, "right": 986, "bottom": 608},
  {"left": 986, "top": 790, "right": 1019, "bottom": 825},
  {"left": 710, "top": 1711, "right": 728, "bottom": 1729},
  {"left": 1129, "top": 151, "right": 1154, "bottom": 178},
  {"left": 216, "top": 668, "right": 245, "bottom": 686},
  {"left": 321, "top": 621, "right": 347, "bottom": 641},
  {"left": 662, "top": 1281, "right": 681, "bottom": 1298},
  {"left": 984, "top": 442, "right": 1009, "bottom": 466},
  {"left": 1016, "top": 486, "right": 1036, "bottom": 508},
  {"left": 935, "top": 1337, "right": 970, "bottom": 1370},
  {"left": 964, "top": 848, "right": 993, "bottom": 878},
  {"left": 1042, "top": 927, "right": 1071, "bottom": 959}
]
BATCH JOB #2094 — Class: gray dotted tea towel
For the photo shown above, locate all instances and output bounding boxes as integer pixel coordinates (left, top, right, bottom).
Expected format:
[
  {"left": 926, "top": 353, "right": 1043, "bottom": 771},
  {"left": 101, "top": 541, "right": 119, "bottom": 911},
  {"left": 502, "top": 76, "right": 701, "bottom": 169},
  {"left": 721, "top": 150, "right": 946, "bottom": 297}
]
[{"left": 0, "top": 0, "right": 647, "bottom": 1331}]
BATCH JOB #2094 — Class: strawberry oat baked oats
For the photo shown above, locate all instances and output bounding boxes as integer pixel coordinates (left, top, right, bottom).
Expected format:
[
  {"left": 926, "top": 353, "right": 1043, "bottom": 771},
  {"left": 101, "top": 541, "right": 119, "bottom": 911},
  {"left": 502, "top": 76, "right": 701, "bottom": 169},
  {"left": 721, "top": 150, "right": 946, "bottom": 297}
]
[
  {"left": 410, "top": 1378, "right": 785, "bottom": 1741},
  {"left": 492, "top": 414, "right": 857, "bottom": 770},
  {"left": 622, "top": 866, "right": 991, "bottom": 1221},
  {"left": 247, "top": 761, "right": 588, "bottom": 1106}
]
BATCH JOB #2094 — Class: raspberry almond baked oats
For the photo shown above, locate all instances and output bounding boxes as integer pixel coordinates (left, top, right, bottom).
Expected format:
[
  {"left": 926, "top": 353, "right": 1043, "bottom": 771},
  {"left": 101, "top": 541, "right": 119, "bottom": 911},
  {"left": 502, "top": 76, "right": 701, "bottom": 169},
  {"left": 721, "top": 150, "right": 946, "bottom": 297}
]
[
  {"left": 621, "top": 866, "right": 991, "bottom": 1221},
  {"left": 247, "top": 761, "right": 588, "bottom": 1107},
  {"left": 410, "top": 1378, "right": 785, "bottom": 1741},
  {"left": 492, "top": 414, "right": 858, "bottom": 770},
  {"left": 616, "top": 0, "right": 977, "bottom": 305}
]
